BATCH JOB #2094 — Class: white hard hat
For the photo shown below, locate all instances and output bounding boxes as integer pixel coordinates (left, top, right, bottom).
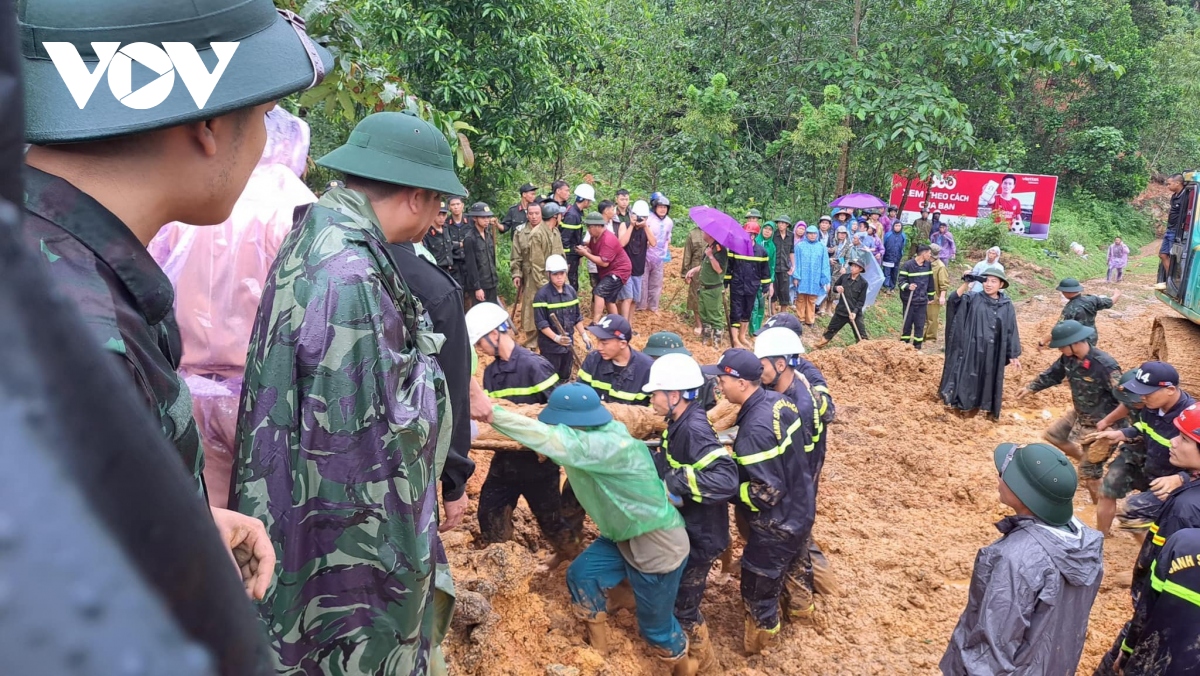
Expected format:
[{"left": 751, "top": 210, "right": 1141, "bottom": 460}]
[
  {"left": 465, "top": 302, "right": 510, "bottom": 346},
  {"left": 642, "top": 353, "right": 705, "bottom": 393},
  {"left": 574, "top": 183, "right": 596, "bottom": 201},
  {"left": 545, "top": 254, "right": 569, "bottom": 273},
  {"left": 754, "top": 326, "right": 806, "bottom": 358},
  {"left": 631, "top": 199, "right": 651, "bottom": 218}
]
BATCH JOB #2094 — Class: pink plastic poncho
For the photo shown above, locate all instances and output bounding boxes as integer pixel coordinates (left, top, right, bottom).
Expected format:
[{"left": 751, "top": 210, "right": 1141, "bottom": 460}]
[{"left": 148, "top": 108, "right": 316, "bottom": 507}]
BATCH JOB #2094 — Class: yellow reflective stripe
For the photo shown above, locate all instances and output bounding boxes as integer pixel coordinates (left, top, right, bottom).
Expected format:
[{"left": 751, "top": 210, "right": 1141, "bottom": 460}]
[
  {"left": 608, "top": 388, "right": 648, "bottom": 402},
  {"left": 1153, "top": 534, "right": 1167, "bottom": 546},
  {"left": 1135, "top": 421, "right": 1173, "bottom": 449},
  {"left": 760, "top": 278, "right": 773, "bottom": 284},
  {"left": 686, "top": 466, "right": 702, "bottom": 503},
  {"left": 729, "top": 253, "right": 769, "bottom": 261},
  {"left": 739, "top": 482, "right": 759, "bottom": 511},
  {"left": 692, "top": 447, "right": 730, "bottom": 470},
  {"left": 532, "top": 299, "right": 580, "bottom": 309},
  {"left": 1150, "top": 523, "right": 1160, "bottom": 534},
  {"left": 561, "top": 223, "right": 583, "bottom": 229},
  {"left": 578, "top": 369, "right": 595, "bottom": 383},
  {"left": 898, "top": 270, "right": 934, "bottom": 277},
  {"left": 1121, "top": 639, "right": 1133, "bottom": 655},
  {"left": 736, "top": 417, "right": 804, "bottom": 465},
  {"left": 486, "top": 373, "right": 560, "bottom": 399},
  {"left": 1151, "top": 559, "right": 1200, "bottom": 607}
]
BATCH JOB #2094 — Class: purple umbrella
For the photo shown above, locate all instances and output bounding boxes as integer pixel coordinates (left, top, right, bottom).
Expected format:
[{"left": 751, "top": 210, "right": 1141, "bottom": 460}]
[
  {"left": 829, "top": 193, "right": 887, "bottom": 210},
  {"left": 687, "top": 206, "right": 755, "bottom": 256}
]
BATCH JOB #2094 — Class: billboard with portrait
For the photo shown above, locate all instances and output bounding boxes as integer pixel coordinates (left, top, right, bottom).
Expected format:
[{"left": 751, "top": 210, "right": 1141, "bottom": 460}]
[{"left": 888, "top": 170, "right": 1060, "bottom": 240}]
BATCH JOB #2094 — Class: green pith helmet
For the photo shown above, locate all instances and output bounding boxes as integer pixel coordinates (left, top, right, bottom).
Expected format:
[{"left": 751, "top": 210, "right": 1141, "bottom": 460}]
[
  {"left": 539, "top": 383, "right": 613, "bottom": 427},
  {"left": 1114, "top": 368, "right": 1144, "bottom": 407},
  {"left": 1056, "top": 278, "right": 1084, "bottom": 293},
  {"left": 980, "top": 265, "right": 1009, "bottom": 288},
  {"left": 21, "top": 0, "right": 332, "bottom": 144},
  {"left": 994, "top": 442, "right": 1077, "bottom": 526},
  {"left": 774, "top": 214, "right": 792, "bottom": 225},
  {"left": 745, "top": 208, "right": 762, "bottom": 219},
  {"left": 317, "top": 112, "right": 468, "bottom": 195},
  {"left": 464, "top": 202, "right": 493, "bottom": 218},
  {"left": 643, "top": 331, "right": 691, "bottom": 358},
  {"left": 583, "top": 211, "right": 607, "bottom": 226},
  {"left": 1047, "top": 320, "right": 1095, "bottom": 348}
]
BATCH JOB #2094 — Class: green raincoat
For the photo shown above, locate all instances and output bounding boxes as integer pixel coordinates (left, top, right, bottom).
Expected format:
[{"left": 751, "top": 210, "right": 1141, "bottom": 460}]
[{"left": 751, "top": 223, "right": 778, "bottom": 333}]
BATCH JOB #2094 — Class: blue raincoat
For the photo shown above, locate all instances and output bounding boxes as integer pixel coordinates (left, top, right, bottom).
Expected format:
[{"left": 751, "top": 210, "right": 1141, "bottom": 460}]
[{"left": 792, "top": 235, "right": 831, "bottom": 298}]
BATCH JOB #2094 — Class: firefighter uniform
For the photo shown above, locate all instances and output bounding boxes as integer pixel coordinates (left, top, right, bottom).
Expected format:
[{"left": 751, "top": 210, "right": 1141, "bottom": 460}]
[
  {"left": 655, "top": 403, "right": 739, "bottom": 631},
  {"left": 731, "top": 387, "right": 816, "bottom": 634},
  {"left": 898, "top": 258, "right": 933, "bottom": 348},
  {"left": 532, "top": 282, "right": 582, "bottom": 382},
  {"left": 577, "top": 349, "right": 654, "bottom": 405},
  {"left": 728, "top": 243, "right": 772, "bottom": 331},
  {"left": 1114, "top": 527, "right": 1200, "bottom": 675},
  {"left": 480, "top": 345, "right": 576, "bottom": 554}
]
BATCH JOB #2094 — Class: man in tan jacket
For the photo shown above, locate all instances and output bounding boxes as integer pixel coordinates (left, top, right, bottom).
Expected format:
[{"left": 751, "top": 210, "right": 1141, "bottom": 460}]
[{"left": 925, "top": 242, "right": 950, "bottom": 344}]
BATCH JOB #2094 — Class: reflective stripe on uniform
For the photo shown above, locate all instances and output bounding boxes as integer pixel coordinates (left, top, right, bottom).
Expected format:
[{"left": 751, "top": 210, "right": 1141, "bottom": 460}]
[
  {"left": 735, "top": 417, "right": 804, "bottom": 465},
  {"left": 1151, "top": 559, "right": 1200, "bottom": 607},
  {"left": 898, "top": 270, "right": 933, "bottom": 277},
  {"left": 1121, "top": 638, "right": 1133, "bottom": 655},
  {"left": 1135, "top": 421, "right": 1173, "bottom": 449},
  {"left": 578, "top": 370, "right": 648, "bottom": 402},
  {"left": 486, "top": 373, "right": 559, "bottom": 399},
  {"left": 739, "top": 481, "right": 759, "bottom": 511},
  {"left": 532, "top": 299, "right": 580, "bottom": 309},
  {"left": 729, "top": 253, "right": 769, "bottom": 262}
]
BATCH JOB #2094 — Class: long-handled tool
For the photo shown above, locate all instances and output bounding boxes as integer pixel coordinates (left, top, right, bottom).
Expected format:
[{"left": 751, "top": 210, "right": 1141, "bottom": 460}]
[
  {"left": 839, "top": 292, "right": 863, "bottom": 342},
  {"left": 899, "top": 285, "right": 914, "bottom": 343}
]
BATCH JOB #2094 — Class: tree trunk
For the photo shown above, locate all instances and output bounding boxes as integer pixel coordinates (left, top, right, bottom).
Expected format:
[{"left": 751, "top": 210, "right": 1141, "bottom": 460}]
[{"left": 833, "top": 0, "right": 864, "bottom": 196}]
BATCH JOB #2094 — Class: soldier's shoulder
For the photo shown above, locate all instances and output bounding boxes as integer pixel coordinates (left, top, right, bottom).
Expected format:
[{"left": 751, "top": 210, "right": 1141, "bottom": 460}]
[{"left": 1091, "top": 348, "right": 1121, "bottom": 371}]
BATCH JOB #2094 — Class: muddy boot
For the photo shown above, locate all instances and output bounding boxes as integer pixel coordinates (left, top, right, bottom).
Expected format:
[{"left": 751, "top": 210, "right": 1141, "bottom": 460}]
[
  {"left": 810, "top": 540, "right": 839, "bottom": 596},
  {"left": 655, "top": 644, "right": 699, "bottom": 676},
  {"left": 811, "top": 336, "right": 830, "bottom": 350},
  {"left": 688, "top": 623, "right": 719, "bottom": 673},
  {"left": 580, "top": 611, "right": 610, "bottom": 653},
  {"left": 743, "top": 615, "right": 777, "bottom": 655}
]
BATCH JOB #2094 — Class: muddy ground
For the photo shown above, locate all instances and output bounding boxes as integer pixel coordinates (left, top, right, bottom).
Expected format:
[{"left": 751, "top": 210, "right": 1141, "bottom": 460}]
[{"left": 443, "top": 241, "right": 1171, "bottom": 675}]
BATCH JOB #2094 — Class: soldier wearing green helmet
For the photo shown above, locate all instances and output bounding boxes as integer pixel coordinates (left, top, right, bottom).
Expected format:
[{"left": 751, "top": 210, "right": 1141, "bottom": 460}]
[
  {"left": 19, "top": 0, "right": 329, "bottom": 670},
  {"left": 232, "top": 109, "right": 469, "bottom": 675}
]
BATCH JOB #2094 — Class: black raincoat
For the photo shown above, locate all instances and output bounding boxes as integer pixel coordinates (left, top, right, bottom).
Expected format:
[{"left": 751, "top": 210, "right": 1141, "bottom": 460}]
[{"left": 940, "top": 290, "right": 1021, "bottom": 419}]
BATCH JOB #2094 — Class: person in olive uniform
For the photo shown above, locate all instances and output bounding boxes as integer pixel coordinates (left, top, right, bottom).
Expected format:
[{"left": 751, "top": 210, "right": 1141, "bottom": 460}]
[
  {"left": 463, "top": 202, "right": 500, "bottom": 307},
  {"left": 1038, "top": 278, "right": 1119, "bottom": 349},
  {"left": 20, "top": 0, "right": 333, "bottom": 614}
]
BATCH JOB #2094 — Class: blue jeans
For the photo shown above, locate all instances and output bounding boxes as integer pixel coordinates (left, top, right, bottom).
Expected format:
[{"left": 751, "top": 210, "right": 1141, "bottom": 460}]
[
  {"left": 567, "top": 537, "right": 688, "bottom": 656},
  {"left": 882, "top": 261, "right": 900, "bottom": 288}
]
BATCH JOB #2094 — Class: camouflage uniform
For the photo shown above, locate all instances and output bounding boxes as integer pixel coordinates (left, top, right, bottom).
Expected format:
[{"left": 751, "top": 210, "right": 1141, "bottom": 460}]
[
  {"left": 232, "top": 186, "right": 452, "bottom": 676},
  {"left": 22, "top": 167, "right": 204, "bottom": 492},
  {"left": 1027, "top": 347, "right": 1124, "bottom": 479},
  {"left": 1060, "top": 294, "right": 1114, "bottom": 346}
]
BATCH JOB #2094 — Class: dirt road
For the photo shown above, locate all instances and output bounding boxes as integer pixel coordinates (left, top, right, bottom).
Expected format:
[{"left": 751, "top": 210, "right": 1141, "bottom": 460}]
[{"left": 444, "top": 243, "right": 1170, "bottom": 675}]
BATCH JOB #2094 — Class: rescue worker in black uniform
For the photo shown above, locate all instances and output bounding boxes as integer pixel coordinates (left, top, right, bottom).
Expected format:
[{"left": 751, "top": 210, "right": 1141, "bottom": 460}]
[
  {"left": 898, "top": 244, "right": 935, "bottom": 349},
  {"left": 703, "top": 349, "right": 815, "bottom": 655},
  {"left": 422, "top": 202, "right": 458, "bottom": 278},
  {"left": 561, "top": 184, "right": 592, "bottom": 290},
  {"left": 645, "top": 353, "right": 739, "bottom": 673},
  {"left": 578, "top": 314, "right": 654, "bottom": 406},
  {"left": 727, "top": 230, "right": 773, "bottom": 349},
  {"left": 445, "top": 195, "right": 470, "bottom": 293},
  {"left": 533, "top": 253, "right": 582, "bottom": 383},
  {"left": 465, "top": 302, "right": 578, "bottom": 564}
]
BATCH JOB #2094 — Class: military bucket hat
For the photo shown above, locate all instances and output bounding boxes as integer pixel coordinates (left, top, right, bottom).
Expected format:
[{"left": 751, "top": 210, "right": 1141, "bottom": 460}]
[
  {"left": 994, "top": 442, "right": 1077, "bottom": 526},
  {"left": 643, "top": 331, "right": 691, "bottom": 358},
  {"left": 980, "top": 265, "right": 1009, "bottom": 288},
  {"left": 1055, "top": 278, "right": 1085, "bottom": 293},
  {"left": 21, "top": 0, "right": 332, "bottom": 144},
  {"left": 1047, "top": 320, "right": 1095, "bottom": 348},
  {"left": 317, "top": 112, "right": 468, "bottom": 195}
]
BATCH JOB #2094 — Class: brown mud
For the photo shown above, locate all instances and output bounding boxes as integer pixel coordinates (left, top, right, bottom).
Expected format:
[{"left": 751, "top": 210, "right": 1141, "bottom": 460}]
[{"left": 446, "top": 240, "right": 1173, "bottom": 675}]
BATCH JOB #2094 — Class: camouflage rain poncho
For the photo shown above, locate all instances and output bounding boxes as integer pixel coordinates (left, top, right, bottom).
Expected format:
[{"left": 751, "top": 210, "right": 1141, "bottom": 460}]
[{"left": 232, "top": 187, "right": 453, "bottom": 676}]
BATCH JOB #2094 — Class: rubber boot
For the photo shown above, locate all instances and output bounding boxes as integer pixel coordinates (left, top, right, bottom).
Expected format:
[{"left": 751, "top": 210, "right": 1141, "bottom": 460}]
[
  {"left": 743, "top": 615, "right": 777, "bottom": 655},
  {"left": 812, "top": 337, "right": 830, "bottom": 350},
  {"left": 688, "top": 623, "right": 719, "bottom": 673},
  {"left": 655, "top": 641, "right": 699, "bottom": 676},
  {"left": 582, "top": 612, "right": 610, "bottom": 653}
]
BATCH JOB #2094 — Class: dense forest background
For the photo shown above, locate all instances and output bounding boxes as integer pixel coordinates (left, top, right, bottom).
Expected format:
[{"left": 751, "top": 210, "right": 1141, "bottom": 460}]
[{"left": 280, "top": 0, "right": 1195, "bottom": 245}]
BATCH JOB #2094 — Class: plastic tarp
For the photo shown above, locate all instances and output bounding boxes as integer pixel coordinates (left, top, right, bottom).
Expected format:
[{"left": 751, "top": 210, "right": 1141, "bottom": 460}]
[
  {"left": 489, "top": 407, "right": 684, "bottom": 542},
  {"left": 147, "top": 108, "right": 315, "bottom": 507},
  {"left": 817, "top": 252, "right": 884, "bottom": 308}
]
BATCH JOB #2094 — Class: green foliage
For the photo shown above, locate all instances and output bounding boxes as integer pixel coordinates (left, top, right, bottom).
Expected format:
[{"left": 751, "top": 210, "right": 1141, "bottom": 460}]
[{"left": 1052, "top": 127, "right": 1150, "bottom": 200}]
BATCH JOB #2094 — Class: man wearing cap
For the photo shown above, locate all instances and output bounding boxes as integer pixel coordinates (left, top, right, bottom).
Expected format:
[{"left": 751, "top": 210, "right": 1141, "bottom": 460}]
[
  {"left": 577, "top": 212, "right": 632, "bottom": 323},
  {"left": 681, "top": 226, "right": 711, "bottom": 337},
  {"left": 1038, "top": 278, "right": 1119, "bottom": 349},
  {"left": 1092, "top": 361, "right": 1197, "bottom": 531},
  {"left": 578, "top": 314, "right": 653, "bottom": 406},
  {"left": 462, "top": 201, "right": 500, "bottom": 307},
  {"left": 897, "top": 245, "right": 935, "bottom": 350},
  {"left": 232, "top": 110, "right": 466, "bottom": 674},
  {"left": 728, "top": 224, "right": 773, "bottom": 349},
  {"left": 640, "top": 353, "right": 737, "bottom": 673},
  {"left": 744, "top": 208, "right": 762, "bottom": 231},
  {"left": 910, "top": 206, "right": 933, "bottom": 257},
  {"left": 534, "top": 254, "right": 582, "bottom": 383},
  {"left": 923, "top": 242, "right": 950, "bottom": 345},
  {"left": 1097, "top": 403, "right": 1200, "bottom": 675},
  {"left": 503, "top": 182, "right": 539, "bottom": 234},
  {"left": 941, "top": 443, "right": 1103, "bottom": 675},
  {"left": 21, "top": 0, "right": 338, "bottom": 611},
  {"left": 1015, "top": 320, "right": 1123, "bottom": 513},
  {"left": 704, "top": 349, "right": 814, "bottom": 654},
  {"left": 814, "top": 256, "right": 869, "bottom": 347},
  {"left": 1088, "top": 370, "right": 1151, "bottom": 535},
  {"left": 488, "top": 383, "right": 696, "bottom": 674},
  {"left": 466, "top": 302, "right": 578, "bottom": 563},
  {"left": 423, "top": 201, "right": 458, "bottom": 277},
  {"left": 509, "top": 201, "right": 541, "bottom": 346},
  {"left": 562, "top": 183, "right": 595, "bottom": 289}
]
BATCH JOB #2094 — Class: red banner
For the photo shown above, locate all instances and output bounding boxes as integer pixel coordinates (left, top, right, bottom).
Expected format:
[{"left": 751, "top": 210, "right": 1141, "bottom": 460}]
[{"left": 888, "top": 170, "right": 1059, "bottom": 240}]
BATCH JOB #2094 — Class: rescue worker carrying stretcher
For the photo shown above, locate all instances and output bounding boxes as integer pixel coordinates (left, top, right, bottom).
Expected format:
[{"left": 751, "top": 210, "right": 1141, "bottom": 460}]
[
  {"left": 466, "top": 303, "right": 580, "bottom": 564},
  {"left": 703, "top": 349, "right": 815, "bottom": 654},
  {"left": 645, "top": 353, "right": 739, "bottom": 673}
]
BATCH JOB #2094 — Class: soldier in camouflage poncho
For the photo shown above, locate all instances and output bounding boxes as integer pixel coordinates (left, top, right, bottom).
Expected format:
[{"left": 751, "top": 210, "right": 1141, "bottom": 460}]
[{"left": 232, "top": 111, "right": 469, "bottom": 676}]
